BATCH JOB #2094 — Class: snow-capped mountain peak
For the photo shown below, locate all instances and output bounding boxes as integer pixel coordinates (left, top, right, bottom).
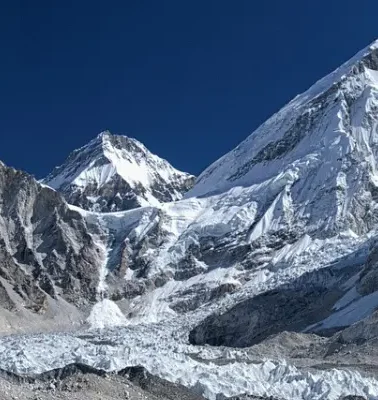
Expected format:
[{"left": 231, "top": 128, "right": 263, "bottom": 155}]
[
  {"left": 43, "top": 131, "right": 195, "bottom": 212},
  {"left": 189, "top": 39, "right": 378, "bottom": 199},
  {"left": 185, "top": 39, "right": 378, "bottom": 239}
]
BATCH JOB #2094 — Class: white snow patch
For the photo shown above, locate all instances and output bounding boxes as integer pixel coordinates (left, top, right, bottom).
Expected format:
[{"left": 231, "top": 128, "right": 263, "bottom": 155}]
[{"left": 87, "top": 299, "right": 127, "bottom": 330}]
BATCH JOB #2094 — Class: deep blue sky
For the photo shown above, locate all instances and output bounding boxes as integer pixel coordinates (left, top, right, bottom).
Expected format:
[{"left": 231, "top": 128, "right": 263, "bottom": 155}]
[{"left": 1, "top": 1, "right": 377, "bottom": 177}]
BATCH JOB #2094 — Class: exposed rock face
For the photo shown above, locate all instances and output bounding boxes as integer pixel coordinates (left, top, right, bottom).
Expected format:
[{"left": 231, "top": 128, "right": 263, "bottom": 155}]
[
  {"left": 188, "top": 262, "right": 352, "bottom": 347},
  {"left": 0, "top": 162, "right": 102, "bottom": 310},
  {"left": 119, "top": 366, "right": 205, "bottom": 400},
  {"left": 357, "top": 238, "right": 378, "bottom": 296},
  {"left": 42, "top": 131, "right": 195, "bottom": 212},
  {"left": 0, "top": 363, "right": 206, "bottom": 400}
]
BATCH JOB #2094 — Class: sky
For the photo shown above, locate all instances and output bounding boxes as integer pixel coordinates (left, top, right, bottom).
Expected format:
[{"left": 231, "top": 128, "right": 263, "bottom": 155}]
[{"left": 1, "top": 0, "right": 377, "bottom": 178}]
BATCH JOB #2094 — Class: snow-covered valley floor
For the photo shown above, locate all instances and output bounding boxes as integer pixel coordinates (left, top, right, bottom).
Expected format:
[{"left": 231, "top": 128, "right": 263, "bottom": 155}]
[{"left": 0, "top": 311, "right": 377, "bottom": 400}]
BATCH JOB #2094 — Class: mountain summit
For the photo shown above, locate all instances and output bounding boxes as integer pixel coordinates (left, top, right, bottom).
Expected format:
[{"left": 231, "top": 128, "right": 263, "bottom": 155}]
[{"left": 42, "top": 131, "right": 195, "bottom": 212}]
